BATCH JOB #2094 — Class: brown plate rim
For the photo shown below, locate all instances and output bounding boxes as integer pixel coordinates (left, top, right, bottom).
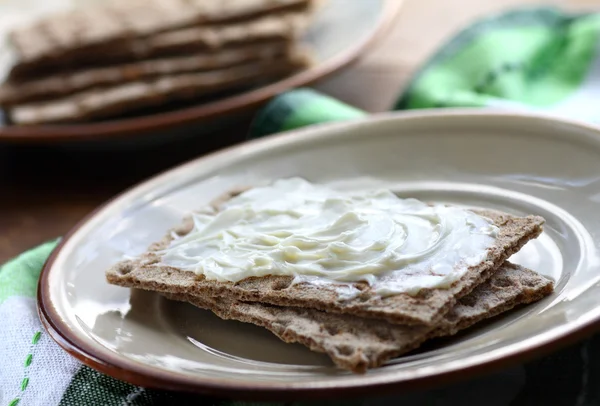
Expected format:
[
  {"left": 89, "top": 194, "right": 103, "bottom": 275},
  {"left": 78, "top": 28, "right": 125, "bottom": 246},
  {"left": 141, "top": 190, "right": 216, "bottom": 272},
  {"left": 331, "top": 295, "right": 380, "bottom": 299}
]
[
  {"left": 0, "top": 0, "right": 402, "bottom": 143},
  {"left": 37, "top": 109, "right": 600, "bottom": 400}
]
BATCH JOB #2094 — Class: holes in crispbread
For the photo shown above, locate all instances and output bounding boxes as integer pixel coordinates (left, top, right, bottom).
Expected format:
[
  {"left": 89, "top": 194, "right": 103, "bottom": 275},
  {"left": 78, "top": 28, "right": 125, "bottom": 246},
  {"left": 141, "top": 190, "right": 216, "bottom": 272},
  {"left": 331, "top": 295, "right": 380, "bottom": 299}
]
[
  {"left": 336, "top": 345, "right": 354, "bottom": 356},
  {"left": 116, "top": 262, "right": 133, "bottom": 275},
  {"left": 491, "top": 277, "right": 512, "bottom": 288},
  {"left": 522, "top": 277, "right": 542, "bottom": 288},
  {"left": 322, "top": 324, "right": 340, "bottom": 336},
  {"left": 271, "top": 279, "right": 290, "bottom": 291},
  {"left": 459, "top": 295, "right": 478, "bottom": 307}
]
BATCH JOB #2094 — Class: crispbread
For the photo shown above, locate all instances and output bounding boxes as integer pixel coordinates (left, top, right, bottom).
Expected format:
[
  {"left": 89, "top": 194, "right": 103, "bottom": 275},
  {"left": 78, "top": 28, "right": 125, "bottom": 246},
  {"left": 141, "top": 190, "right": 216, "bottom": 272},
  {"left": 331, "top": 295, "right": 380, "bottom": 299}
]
[
  {"left": 163, "top": 262, "right": 554, "bottom": 373},
  {"left": 8, "top": 52, "right": 310, "bottom": 124},
  {"left": 107, "top": 207, "right": 545, "bottom": 326},
  {"left": 133, "top": 13, "right": 308, "bottom": 62},
  {"left": 0, "top": 41, "right": 289, "bottom": 106},
  {"left": 8, "top": 13, "right": 309, "bottom": 80},
  {"left": 8, "top": 0, "right": 313, "bottom": 78}
]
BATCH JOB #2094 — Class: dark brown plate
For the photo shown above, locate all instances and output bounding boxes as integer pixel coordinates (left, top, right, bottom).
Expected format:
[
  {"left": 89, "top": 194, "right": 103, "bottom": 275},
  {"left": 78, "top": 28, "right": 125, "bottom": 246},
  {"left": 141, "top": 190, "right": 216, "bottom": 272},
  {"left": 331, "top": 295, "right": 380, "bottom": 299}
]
[{"left": 0, "top": 0, "right": 401, "bottom": 143}]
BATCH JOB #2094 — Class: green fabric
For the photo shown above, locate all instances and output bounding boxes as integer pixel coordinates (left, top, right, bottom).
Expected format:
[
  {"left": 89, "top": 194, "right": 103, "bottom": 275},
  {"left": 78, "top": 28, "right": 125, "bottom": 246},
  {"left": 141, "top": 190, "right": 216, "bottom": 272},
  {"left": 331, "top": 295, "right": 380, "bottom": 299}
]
[
  {"left": 59, "top": 367, "right": 143, "bottom": 406},
  {"left": 0, "top": 239, "right": 58, "bottom": 304},
  {"left": 400, "top": 9, "right": 600, "bottom": 109},
  {"left": 249, "top": 88, "right": 366, "bottom": 139},
  {"left": 58, "top": 366, "right": 204, "bottom": 406}
]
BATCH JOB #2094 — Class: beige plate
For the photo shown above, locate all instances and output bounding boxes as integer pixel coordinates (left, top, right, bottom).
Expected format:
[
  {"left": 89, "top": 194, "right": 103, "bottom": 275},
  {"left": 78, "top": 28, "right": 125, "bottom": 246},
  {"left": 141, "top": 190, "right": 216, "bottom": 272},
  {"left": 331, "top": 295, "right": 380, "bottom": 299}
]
[{"left": 39, "top": 110, "right": 600, "bottom": 399}]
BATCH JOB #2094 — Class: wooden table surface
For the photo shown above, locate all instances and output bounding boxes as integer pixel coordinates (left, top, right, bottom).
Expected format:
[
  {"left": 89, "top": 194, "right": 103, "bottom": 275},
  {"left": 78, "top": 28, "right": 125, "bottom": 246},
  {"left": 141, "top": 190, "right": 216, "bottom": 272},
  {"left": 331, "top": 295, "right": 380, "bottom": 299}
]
[{"left": 0, "top": 0, "right": 597, "bottom": 263}]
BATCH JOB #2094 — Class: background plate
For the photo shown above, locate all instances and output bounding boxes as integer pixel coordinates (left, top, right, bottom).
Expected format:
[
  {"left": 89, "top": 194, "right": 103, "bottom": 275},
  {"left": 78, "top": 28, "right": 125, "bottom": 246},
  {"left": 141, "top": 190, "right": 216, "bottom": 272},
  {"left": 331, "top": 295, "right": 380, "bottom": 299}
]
[
  {"left": 0, "top": 0, "right": 401, "bottom": 143},
  {"left": 39, "top": 110, "right": 600, "bottom": 399}
]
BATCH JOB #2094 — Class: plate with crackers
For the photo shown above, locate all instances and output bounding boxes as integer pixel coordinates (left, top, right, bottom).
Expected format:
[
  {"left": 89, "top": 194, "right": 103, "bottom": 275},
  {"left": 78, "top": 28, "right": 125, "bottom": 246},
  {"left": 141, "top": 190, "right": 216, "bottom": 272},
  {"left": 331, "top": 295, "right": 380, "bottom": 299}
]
[
  {"left": 39, "top": 110, "right": 600, "bottom": 399},
  {"left": 0, "top": 0, "right": 400, "bottom": 142}
]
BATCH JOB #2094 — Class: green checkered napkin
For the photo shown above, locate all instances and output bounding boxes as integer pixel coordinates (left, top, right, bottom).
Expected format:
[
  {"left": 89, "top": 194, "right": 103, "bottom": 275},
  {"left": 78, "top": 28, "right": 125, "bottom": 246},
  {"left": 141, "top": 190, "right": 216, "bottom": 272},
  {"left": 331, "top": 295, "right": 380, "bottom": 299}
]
[{"left": 4, "top": 7, "right": 600, "bottom": 406}]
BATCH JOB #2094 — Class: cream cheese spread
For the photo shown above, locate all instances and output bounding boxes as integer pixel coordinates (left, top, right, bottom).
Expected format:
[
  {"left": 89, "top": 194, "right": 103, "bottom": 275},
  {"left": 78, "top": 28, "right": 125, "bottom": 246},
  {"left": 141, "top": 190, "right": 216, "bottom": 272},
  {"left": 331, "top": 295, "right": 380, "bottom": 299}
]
[{"left": 160, "top": 178, "right": 499, "bottom": 296}]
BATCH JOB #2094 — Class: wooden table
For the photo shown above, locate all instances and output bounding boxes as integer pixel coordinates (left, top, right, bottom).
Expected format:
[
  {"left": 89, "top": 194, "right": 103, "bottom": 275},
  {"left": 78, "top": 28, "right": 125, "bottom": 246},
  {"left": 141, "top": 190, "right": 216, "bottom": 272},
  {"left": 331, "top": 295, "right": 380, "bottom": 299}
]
[{"left": 0, "top": 0, "right": 596, "bottom": 263}]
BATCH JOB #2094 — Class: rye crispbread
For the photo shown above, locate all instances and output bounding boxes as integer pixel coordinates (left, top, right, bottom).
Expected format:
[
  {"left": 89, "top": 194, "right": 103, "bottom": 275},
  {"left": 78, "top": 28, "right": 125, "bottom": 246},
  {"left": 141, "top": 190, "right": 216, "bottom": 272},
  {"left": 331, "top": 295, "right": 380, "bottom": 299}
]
[
  {"left": 8, "top": 52, "right": 309, "bottom": 124},
  {"left": 127, "top": 13, "right": 308, "bottom": 63},
  {"left": 0, "top": 41, "right": 289, "bottom": 106},
  {"left": 163, "top": 262, "right": 554, "bottom": 373},
  {"left": 7, "top": 13, "right": 309, "bottom": 81},
  {"left": 8, "top": 0, "right": 313, "bottom": 78},
  {"left": 106, "top": 206, "right": 545, "bottom": 326}
]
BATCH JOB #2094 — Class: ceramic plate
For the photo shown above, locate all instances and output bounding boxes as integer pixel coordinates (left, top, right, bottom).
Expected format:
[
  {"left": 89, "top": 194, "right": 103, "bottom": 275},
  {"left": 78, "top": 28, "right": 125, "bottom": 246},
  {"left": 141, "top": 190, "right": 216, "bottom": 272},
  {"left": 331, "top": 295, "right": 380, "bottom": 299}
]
[
  {"left": 39, "top": 111, "right": 600, "bottom": 399},
  {"left": 0, "top": 0, "right": 401, "bottom": 143}
]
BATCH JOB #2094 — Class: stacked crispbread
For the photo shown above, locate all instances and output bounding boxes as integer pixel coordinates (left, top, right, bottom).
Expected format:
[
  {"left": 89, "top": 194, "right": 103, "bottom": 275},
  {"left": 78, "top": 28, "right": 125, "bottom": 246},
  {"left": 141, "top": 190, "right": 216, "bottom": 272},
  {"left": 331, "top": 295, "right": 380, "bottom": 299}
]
[
  {"left": 0, "top": 0, "right": 315, "bottom": 124},
  {"left": 106, "top": 185, "right": 554, "bottom": 373}
]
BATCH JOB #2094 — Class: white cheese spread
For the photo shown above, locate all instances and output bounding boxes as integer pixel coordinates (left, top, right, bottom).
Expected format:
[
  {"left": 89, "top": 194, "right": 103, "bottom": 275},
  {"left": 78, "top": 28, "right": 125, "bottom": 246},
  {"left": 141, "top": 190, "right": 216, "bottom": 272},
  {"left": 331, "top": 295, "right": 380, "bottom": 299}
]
[{"left": 160, "top": 178, "right": 499, "bottom": 296}]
